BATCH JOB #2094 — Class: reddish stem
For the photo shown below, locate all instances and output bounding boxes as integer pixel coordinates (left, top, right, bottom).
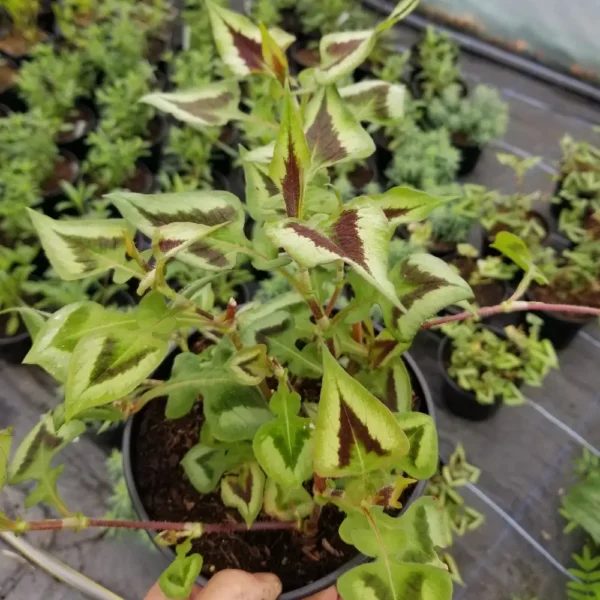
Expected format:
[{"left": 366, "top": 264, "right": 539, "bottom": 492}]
[
  {"left": 422, "top": 301, "right": 600, "bottom": 329},
  {"left": 20, "top": 518, "right": 297, "bottom": 534}
]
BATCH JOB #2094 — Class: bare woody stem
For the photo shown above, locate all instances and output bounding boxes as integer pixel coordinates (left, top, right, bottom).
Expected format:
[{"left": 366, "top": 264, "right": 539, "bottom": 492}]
[
  {"left": 422, "top": 301, "right": 600, "bottom": 329},
  {"left": 13, "top": 518, "right": 296, "bottom": 534}
]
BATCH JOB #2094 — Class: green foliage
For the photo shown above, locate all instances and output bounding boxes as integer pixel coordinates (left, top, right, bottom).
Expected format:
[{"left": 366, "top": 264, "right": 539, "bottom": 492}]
[
  {"left": 415, "top": 26, "right": 461, "bottom": 98},
  {"left": 567, "top": 545, "right": 600, "bottom": 600},
  {"left": 442, "top": 317, "right": 558, "bottom": 405},
  {"left": 386, "top": 120, "right": 460, "bottom": 191},
  {"left": 427, "top": 84, "right": 509, "bottom": 146},
  {"left": 159, "top": 539, "right": 203, "bottom": 600},
  {"left": 296, "top": 0, "right": 376, "bottom": 36},
  {"left": 409, "top": 202, "right": 474, "bottom": 248},
  {"left": 374, "top": 51, "right": 410, "bottom": 83},
  {"left": 3, "top": 0, "right": 40, "bottom": 38},
  {"left": 162, "top": 126, "right": 214, "bottom": 186}
]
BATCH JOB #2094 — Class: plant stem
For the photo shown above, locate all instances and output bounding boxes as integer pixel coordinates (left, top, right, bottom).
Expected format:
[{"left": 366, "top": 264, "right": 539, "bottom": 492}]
[
  {"left": 11, "top": 518, "right": 296, "bottom": 534},
  {"left": 422, "top": 301, "right": 600, "bottom": 329},
  {"left": 298, "top": 268, "right": 329, "bottom": 329},
  {"left": 325, "top": 262, "right": 345, "bottom": 317}
]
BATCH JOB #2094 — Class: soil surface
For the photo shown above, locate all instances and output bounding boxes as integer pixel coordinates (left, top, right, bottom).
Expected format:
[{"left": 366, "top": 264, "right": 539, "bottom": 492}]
[
  {"left": 583, "top": 212, "right": 600, "bottom": 239},
  {"left": 56, "top": 105, "right": 96, "bottom": 144},
  {"left": 532, "top": 284, "right": 600, "bottom": 320},
  {"left": 132, "top": 346, "right": 425, "bottom": 591},
  {"left": 451, "top": 256, "right": 507, "bottom": 307},
  {"left": 124, "top": 165, "right": 154, "bottom": 193},
  {"left": 42, "top": 154, "right": 79, "bottom": 196},
  {"left": 0, "top": 62, "right": 16, "bottom": 94},
  {"left": 0, "top": 29, "right": 44, "bottom": 57}
]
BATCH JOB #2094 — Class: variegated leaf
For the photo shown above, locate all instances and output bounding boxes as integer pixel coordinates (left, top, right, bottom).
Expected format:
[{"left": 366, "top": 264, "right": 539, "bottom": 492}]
[
  {"left": 243, "top": 153, "right": 285, "bottom": 221},
  {"left": 65, "top": 331, "right": 168, "bottom": 420},
  {"left": 27, "top": 210, "right": 135, "bottom": 281},
  {"left": 24, "top": 302, "right": 136, "bottom": 383},
  {"left": 253, "top": 382, "right": 313, "bottom": 488},
  {"left": 270, "top": 87, "right": 311, "bottom": 219},
  {"left": 181, "top": 442, "right": 251, "bottom": 494},
  {"left": 226, "top": 345, "right": 270, "bottom": 386},
  {"left": 315, "top": 31, "right": 376, "bottom": 86},
  {"left": 9, "top": 413, "right": 85, "bottom": 485},
  {"left": 313, "top": 346, "right": 409, "bottom": 477},
  {"left": 361, "top": 357, "right": 412, "bottom": 413},
  {"left": 387, "top": 254, "right": 473, "bottom": 341},
  {"left": 136, "top": 291, "right": 178, "bottom": 336},
  {"left": 0, "top": 428, "right": 12, "bottom": 489},
  {"left": 338, "top": 559, "right": 452, "bottom": 600},
  {"left": 221, "top": 462, "right": 266, "bottom": 528},
  {"left": 242, "top": 142, "right": 275, "bottom": 165},
  {"left": 396, "top": 412, "right": 438, "bottom": 480},
  {"left": 109, "top": 191, "right": 249, "bottom": 272},
  {"left": 263, "top": 478, "right": 314, "bottom": 521},
  {"left": 305, "top": 86, "right": 375, "bottom": 172},
  {"left": 140, "top": 81, "right": 241, "bottom": 128},
  {"left": 349, "top": 187, "right": 447, "bottom": 226},
  {"left": 260, "top": 24, "right": 288, "bottom": 85},
  {"left": 339, "top": 80, "right": 405, "bottom": 124},
  {"left": 207, "top": 1, "right": 294, "bottom": 77},
  {"left": 265, "top": 205, "right": 401, "bottom": 308}
]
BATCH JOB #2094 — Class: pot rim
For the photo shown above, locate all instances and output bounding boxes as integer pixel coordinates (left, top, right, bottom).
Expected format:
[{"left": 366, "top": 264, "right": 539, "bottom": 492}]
[{"left": 122, "top": 350, "right": 434, "bottom": 600}]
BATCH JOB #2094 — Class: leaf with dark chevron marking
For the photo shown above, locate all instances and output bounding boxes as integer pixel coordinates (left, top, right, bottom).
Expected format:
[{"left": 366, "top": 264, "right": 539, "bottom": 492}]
[
  {"left": 206, "top": 1, "right": 294, "bottom": 77},
  {"left": 304, "top": 86, "right": 374, "bottom": 171},
  {"left": 253, "top": 381, "right": 313, "bottom": 488},
  {"left": 260, "top": 23, "right": 288, "bottom": 85},
  {"left": 265, "top": 205, "right": 400, "bottom": 307},
  {"left": 395, "top": 412, "right": 438, "bottom": 479},
  {"left": 348, "top": 187, "right": 448, "bottom": 227},
  {"left": 221, "top": 462, "right": 266, "bottom": 527},
  {"left": 65, "top": 331, "right": 168, "bottom": 420},
  {"left": 270, "top": 87, "right": 310, "bottom": 218},
  {"left": 385, "top": 254, "right": 473, "bottom": 341},
  {"left": 141, "top": 81, "right": 241, "bottom": 128},
  {"left": 28, "top": 210, "right": 134, "bottom": 281},
  {"left": 315, "top": 31, "right": 376, "bottom": 85},
  {"left": 313, "top": 346, "right": 409, "bottom": 477},
  {"left": 339, "top": 80, "right": 405, "bottom": 124},
  {"left": 226, "top": 345, "right": 270, "bottom": 386},
  {"left": 263, "top": 478, "right": 314, "bottom": 521}
]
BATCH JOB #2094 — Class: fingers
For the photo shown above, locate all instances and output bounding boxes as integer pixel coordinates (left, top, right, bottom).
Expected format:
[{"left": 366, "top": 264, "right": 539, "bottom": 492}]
[
  {"left": 197, "top": 570, "right": 282, "bottom": 600},
  {"left": 306, "top": 587, "right": 339, "bottom": 600}
]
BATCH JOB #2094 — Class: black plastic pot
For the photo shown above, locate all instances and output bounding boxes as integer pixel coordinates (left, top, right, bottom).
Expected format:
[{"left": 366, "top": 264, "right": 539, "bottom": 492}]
[
  {"left": 438, "top": 333, "right": 504, "bottom": 421},
  {"left": 142, "top": 114, "right": 169, "bottom": 174},
  {"left": 453, "top": 137, "right": 483, "bottom": 177},
  {"left": 40, "top": 150, "right": 81, "bottom": 218},
  {"left": 0, "top": 56, "right": 26, "bottom": 112},
  {"left": 0, "top": 329, "right": 31, "bottom": 364},
  {"left": 523, "top": 291, "right": 591, "bottom": 350},
  {"left": 122, "top": 349, "right": 433, "bottom": 599},
  {"left": 56, "top": 101, "right": 97, "bottom": 160},
  {"left": 408, "top": 73, "right": 468, "bottom": 101},
  {"left": 0, "top": 102, "right": 9, "bottom": 116},
  {"left": 373, "top": 131, "right": 393, "bottom": 181}
]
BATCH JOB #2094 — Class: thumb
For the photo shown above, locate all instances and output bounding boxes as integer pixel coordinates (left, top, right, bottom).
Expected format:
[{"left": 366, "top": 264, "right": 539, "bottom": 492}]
[{"left": 196, "top": 570, "right": 282, "bottom": 600}]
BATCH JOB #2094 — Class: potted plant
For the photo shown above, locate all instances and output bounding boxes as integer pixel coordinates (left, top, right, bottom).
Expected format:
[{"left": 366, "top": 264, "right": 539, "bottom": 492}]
[
  {"left": 385, "top": 120, "right": 460, "bottom": 191},
  {"left": 83, "top": 129, "right": 153, "bottom": 193},
  {"left": 404, "top": 202, "right": 475, "bottom": 259},
  {"left": 17, "top": 43, "right": 96, "bottom": 159},
  {"left": 0, "top": 0, "right": 45, "bottom": 62},
  {"left": 438, "top": 315, "right": 558, "bottom": 421},
  {"left": 480, "top": 154, "right": 549, "bottom": 254},
  {"left": 426, "top": 83, "right": 509, "bottom": 176},
  {"left": 527, "top": 238, "right": 600, "bottom": 349},
  {"left": 0, "top": 242, "right": 40, "bottom": 363},
  {"left": 95, "top": 62, "right": 167, "bottom": 173}
]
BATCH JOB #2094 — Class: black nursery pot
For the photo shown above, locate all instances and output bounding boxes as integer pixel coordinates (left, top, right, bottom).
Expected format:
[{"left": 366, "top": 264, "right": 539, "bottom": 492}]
[
  {"left": 0, "top": 56, "right": 26, "bottom": 112},
  {"left": 141, "top": 114, "right": 169, "bottom": 174},
  {"left": 0, "top": 328, "right": 31, "bottom": 364},
  {"left": 56, "top": 102, "right": 97, "bottom": 160},
  {"left": 438, "top": 334, "right": 503, "bottom": 421},
  {"left": 122, "top": 349, "right": 434, "bottom": 600},
  {"left": 453, "top": 136, "right": 482, "bottom": 178}
]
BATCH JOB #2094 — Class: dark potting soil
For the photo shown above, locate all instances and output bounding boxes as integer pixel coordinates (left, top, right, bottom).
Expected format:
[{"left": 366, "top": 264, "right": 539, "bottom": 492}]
[
  {"left": 42, "top": 154, "right": 79, "bottom": 196},
  {"left": 56, "top": 105, "right": 95, "bottom": 144},
  {"left": 532, "top": 284, "right": 600, "bottom": 320},
  {"left": 0, "top": 62, "right": 16, "bottom": 94},
  {"left": 124, "top": 165, "right": 154, "bottom": 193},
  {"left": 583, "top": 212, "right": 600, "bottom": 239},
  {"left": 133, "top": 352, "right": 423, "bottom": 590},
  {"left": 451, "top": 257, "right": 506, "bottom": 307}
]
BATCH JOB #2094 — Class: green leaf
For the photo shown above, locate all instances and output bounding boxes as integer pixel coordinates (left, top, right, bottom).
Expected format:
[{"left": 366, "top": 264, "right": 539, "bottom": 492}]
[
  {"left": 339, "top": 80, "right": 405, "bottom": 125},
  {"left": 270, "top": 86, "right": 311, "bottom": 219},
  {"left": 136, "top": 292, "right": 178, "bottom": 336},
  {"left": 562, "top": 471, "right": 600, "bottom": 543},
  {"left": 263, "top": 478, "right": 314, "bottom": 521},
  {"left": 265, "top": 205, "right": 401, "bottom": 308},
  {"left": 352, "top": 187, "right": 448, "bottom": 227},
  {"left": 206, "top": 1, "right": 294, "bottom": 77},
  {"left": 243, "top": 152, "right": 286, "bottom": 222},
  {"left": 109, "top": 190, "right": 249, "bottom": 272},
  {"left": 396, "top": 412, "right": 439, "bottom": 480},
  {"left": 387, "top": 254, "right": 473, "bottom": 341},
  {"left": 221, "top": 462, "right": 266, "bottom": 528},
  {"left": 27, "top": 210, "right": 135, "bottom": 281},
  {"left": 226, "top": 345, "right": 271, "bottom": 386},
  {"left": 141, "top": 80, "right": 241, "bottom": 128},
  {"left": 65, "top": 330, "right": 168, "bottom": 420},
  {"left": 377, "top": 0, "right": 420, "bottom": 31},
  {"left": 490, "top": 231, "right": 548, "bottom": 284},
  {"left": 337, "top": 558, "right": 453, "bottom": 600},
  {"left": 314, "top": 346, "right": 409, "bottom": 477},
  {"left": 159, "top": 540, "right": 203, "bottom": 600},
  {"left": 24, "top": 302, "right": 137, "bottom": 383},
  {"left": 181, "top": 443, "right": 251, "bottom": 494},
  {"left": 253, "top": 382, "right": 313, "bottom": 488},
  {"left": 304, "top": 86, "right": 375, "bottom": 172},
  {"left": 0, "top": 428, "right": 12, "bottom": 490}
]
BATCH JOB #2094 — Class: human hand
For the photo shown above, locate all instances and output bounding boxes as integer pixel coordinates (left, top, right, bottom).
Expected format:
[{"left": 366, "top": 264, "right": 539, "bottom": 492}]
[{"left": 144, "top": 569, "right": 338, "bottom": 600}]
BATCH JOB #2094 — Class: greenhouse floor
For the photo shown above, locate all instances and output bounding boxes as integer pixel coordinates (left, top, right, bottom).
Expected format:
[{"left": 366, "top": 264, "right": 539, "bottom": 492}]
[{"left": 2, "top": 29, "right": 600, "bottom": 600}]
